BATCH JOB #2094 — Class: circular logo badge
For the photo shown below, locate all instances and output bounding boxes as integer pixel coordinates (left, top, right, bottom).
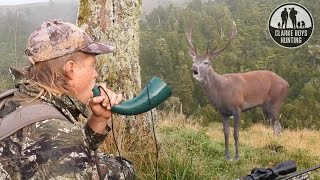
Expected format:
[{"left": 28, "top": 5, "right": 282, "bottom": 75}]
[{"left": 268, "top": 2, "right": 314, "bottom": 48}]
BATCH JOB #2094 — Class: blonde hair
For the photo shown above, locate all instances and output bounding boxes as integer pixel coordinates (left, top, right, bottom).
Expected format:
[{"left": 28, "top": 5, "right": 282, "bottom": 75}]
[{"left": 25, "top": 51, "right": 89, "bottom": 98}]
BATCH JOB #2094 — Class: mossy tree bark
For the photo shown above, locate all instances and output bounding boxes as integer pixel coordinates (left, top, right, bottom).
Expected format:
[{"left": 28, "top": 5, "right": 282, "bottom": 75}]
[
  {"left": 77, "top": 1, "right": 159, "bottom": 162},
  {"left": 77, "top": 0, "right": 142, "bottom": 100}
]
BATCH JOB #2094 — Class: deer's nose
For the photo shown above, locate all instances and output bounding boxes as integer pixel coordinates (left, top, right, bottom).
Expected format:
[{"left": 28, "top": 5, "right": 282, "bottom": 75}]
[{"left": 192, "top": 66, "right": 198, "bottom": 75}]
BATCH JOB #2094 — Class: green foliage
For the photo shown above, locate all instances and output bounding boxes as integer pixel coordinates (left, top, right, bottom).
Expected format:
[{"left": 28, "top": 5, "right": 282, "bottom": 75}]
[
  {"left": 140, "top": 0, "right": 320, "bottom": 129},
  {"left": 281, "top": 80, "right": 320, "bottom": 129},
  {"left": 195, "top": 104, "right": 220, "bottom": 126},
  {"left": 0, "top": 1, "right": 79, "bottom": 91}
]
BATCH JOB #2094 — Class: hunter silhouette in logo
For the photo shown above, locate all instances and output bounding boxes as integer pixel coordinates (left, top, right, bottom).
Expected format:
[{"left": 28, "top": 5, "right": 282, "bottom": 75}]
[
  {"left": 268, "top": 3, "right": 313, "bottom": 48},
  {"left": 289, "top": 7, "right": 298, "bottom": 29},
  {"left": 281, "top": 8, "right": 288, "bottom": 28}
]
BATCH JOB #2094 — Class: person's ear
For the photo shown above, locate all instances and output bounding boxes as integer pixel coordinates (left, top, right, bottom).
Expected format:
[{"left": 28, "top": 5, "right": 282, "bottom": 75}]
[{"left": 64, "top": 60, "right": 75, "bottom": 79}]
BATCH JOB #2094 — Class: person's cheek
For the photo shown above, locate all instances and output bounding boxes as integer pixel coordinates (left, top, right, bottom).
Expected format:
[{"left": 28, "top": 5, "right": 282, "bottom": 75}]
[{"left": 92, "top": 69, "right": 97, "bottom": 84}]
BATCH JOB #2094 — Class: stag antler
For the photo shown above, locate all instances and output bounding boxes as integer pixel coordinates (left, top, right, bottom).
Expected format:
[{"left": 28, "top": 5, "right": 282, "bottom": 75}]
[
  {"left": 185, "top": 26, "right": 198, "bottom": 57},
  {"left": 208, "top": 21, "right": 237, "bottom": 57}
]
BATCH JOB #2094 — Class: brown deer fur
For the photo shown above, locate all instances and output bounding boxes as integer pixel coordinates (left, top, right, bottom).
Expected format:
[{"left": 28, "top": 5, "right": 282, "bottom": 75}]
[{"left": 186, "top": 22, "right": 289, "bottom": 160}]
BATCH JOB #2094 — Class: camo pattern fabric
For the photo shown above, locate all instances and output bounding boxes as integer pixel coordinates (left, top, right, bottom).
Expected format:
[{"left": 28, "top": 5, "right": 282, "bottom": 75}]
[
  {"left": 0, "top": 79, "right": 135, "bottom": 180},
  {"left": 25, "top": 19, "right": 114, "bottom": 64}
]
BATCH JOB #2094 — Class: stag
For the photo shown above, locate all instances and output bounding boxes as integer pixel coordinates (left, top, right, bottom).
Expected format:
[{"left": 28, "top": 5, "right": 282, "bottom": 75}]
[{"left": 185, "top": 22, "right": 289, "bottom": 160}]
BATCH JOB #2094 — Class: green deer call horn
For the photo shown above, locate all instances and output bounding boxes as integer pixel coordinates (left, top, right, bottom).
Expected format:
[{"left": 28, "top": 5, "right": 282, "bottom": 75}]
[{"left": 92, "top": 76, "right": 172, "bottom": 115}]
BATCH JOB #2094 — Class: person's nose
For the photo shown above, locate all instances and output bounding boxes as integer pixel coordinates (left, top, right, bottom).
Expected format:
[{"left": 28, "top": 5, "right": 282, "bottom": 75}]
[{"left": 93, "top": 69, "right": 98, "bottom": 79}]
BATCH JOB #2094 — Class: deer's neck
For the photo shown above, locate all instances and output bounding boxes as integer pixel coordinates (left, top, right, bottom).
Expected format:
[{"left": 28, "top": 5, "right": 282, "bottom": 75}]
[
  {"left": 200, "top": 67, "right": 223, "bottom": 87},
  {"left": 200, "top": 67, "right": 225, "bottom": 106}
]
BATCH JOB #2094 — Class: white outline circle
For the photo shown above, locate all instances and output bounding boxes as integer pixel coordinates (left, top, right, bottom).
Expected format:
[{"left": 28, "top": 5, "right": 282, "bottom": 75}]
[{"left": 268, "top": 2, "right": 314, "bottom": 49}]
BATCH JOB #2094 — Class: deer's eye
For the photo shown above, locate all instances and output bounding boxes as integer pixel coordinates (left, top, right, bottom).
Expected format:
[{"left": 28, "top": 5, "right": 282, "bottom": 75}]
[{"left": 203, "top": 61, "right": 209, "bottom": 65}]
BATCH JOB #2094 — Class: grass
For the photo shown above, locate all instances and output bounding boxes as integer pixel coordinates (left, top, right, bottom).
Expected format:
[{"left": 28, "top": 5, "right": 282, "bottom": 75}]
[{"left": 100, "top": 110, "right": 320, "bottom": 180}]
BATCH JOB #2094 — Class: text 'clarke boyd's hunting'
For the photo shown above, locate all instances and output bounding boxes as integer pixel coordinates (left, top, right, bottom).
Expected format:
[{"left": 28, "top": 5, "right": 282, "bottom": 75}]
[{"left": 274, "top": 29, "right": 308, "bottom": 44}]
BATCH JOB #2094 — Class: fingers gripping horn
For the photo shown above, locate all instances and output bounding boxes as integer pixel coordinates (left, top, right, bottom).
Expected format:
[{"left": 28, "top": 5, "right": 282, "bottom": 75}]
[{"left": 92, "top": 77, "right": 172, "bottom": 115}]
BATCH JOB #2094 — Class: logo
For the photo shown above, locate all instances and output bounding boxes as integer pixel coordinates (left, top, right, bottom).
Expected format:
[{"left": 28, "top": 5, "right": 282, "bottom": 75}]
[{"left": 268, "top": 2, "right": 314, "bottom": 48}]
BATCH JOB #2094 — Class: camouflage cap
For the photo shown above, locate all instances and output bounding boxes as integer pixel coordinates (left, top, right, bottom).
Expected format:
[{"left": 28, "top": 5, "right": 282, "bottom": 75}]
[{"left": 25, "top": 19, "right": 114, "bottom": 64}]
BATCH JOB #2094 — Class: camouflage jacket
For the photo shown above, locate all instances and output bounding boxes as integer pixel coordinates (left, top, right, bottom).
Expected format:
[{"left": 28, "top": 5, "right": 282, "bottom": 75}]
[{"left": 0, "top": 80, "right": 109, "bottom": 179}]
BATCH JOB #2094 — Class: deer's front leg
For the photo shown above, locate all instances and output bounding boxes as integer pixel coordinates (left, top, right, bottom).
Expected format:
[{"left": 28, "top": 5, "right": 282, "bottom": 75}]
[
  {"left": 233, "top": 109, "right": 241, "bottom": 160},
  {"left": 222, "top": 115, "right": 231, "bottom": 160}
]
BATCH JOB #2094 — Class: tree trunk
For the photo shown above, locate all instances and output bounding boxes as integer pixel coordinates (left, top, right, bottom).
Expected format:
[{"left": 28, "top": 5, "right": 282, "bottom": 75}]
[
  {"left": 77, "top": 0, "right": 142, "bottom": 99},
  {"left": 77, "top": 2, "right": 159, "bottom": 168},
  {"left": 77, "top": 0, "right": 146, "bottom": 132}
]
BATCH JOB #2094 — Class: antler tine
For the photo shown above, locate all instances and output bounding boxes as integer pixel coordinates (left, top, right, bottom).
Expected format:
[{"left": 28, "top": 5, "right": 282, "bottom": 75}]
[
  {"left": 185, "top": 26, "right": 198, "bottom": 56},
  {"left": 209, "top": 21, "right": 237, "bottom": 57},
  {"left": 206, "top": 44, "right": 218, "bottom": 54},
  {"left": 212, "top": 45, "right": 218, "bottom": 51}
]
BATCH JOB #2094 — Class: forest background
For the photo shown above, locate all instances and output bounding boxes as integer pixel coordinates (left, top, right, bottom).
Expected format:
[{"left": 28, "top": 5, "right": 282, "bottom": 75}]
[{"left": 1, "top": 0, "right": 319, "bottom": 130}]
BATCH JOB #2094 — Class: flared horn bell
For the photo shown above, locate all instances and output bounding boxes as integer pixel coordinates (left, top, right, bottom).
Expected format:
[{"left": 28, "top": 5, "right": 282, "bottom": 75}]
[{"left": 92, "top": 76, "right": 172, "bottom": 115}]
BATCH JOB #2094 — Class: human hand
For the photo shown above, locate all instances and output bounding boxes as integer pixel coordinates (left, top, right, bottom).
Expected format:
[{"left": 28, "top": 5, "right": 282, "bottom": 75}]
[
  {"left": 89, "top": 83, "right": 123, "bottom": 119},
  {"left": 87, "top": 83, "right": 123, "bottom": 134}
]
